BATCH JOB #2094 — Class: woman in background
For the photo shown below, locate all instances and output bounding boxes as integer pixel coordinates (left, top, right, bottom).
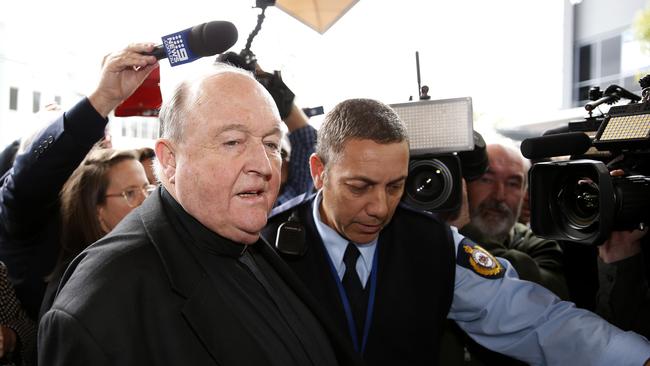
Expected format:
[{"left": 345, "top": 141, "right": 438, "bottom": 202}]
[{"left": 39, "top": 148, "right": 154, "bottom": 317}]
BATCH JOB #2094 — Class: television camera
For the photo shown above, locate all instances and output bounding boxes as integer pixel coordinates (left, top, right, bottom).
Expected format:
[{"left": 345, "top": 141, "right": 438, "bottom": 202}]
[
  {"left": 391, "top": 98, "right": 488, "bottom": 213},
  {"left": 522, "top": 77, "right": 650, "bottom": 246}
]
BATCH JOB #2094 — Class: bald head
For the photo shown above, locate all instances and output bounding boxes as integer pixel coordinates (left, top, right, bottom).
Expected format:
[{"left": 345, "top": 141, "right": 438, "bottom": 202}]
[
  {"left": 158, "top": 64, "right": 273, "bottom": 144},
  {"left": 465, "top": 143, "right": 529, "bottom": 241},
  {"left": 154, "top": 65, "right": 283, "bottom": 244}
]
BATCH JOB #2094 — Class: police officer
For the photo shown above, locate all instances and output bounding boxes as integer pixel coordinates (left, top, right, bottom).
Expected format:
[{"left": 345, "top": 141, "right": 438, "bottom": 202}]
[{"left": 263, "top": 98, "right": 650, "bottom": 366}]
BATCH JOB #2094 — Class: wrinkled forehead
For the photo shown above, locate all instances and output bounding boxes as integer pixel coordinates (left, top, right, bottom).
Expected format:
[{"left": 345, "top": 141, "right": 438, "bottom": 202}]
[{"left": 487, "top": 145, "right": 525, "bottom": 174}]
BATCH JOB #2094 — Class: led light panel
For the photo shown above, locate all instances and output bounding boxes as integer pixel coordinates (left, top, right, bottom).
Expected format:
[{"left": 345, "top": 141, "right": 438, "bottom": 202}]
[
  {"left": 599, "top": 114, "right": 650, "bottom": 141},
  {"left": 391, "top": 97, "right": 473, "bottom": 154}
]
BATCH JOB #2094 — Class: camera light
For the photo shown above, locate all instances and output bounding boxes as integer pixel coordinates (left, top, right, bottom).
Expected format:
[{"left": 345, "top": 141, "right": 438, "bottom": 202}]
[
  {"left": 390, "top": 97, "right": 474, "bottom": 155},
  {"left": 599, "top": 114, "right": 650, "bottom": 141}
]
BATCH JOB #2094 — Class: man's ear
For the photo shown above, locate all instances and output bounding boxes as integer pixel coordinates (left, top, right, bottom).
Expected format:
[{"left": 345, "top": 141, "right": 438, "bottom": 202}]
[
  {"left": 155, "top": 139, "right": 177, "bottom": 184},
  {"left": 309, "top": 153, "right": 326, "bottom": 189}
]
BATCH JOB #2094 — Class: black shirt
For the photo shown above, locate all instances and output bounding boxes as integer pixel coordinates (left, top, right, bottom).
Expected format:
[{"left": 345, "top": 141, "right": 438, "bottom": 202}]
[{"left": 161, "top": 188, "right": 337, "bottom": 366}]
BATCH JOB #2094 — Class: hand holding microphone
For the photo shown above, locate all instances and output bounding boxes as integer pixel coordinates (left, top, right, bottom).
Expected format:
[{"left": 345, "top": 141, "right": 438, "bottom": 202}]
[
  {"left": 89, "top": 21, "right": 238, "bottom": 118},
  {"left": 89, "top": 43, "right": 160, "bottom": 118}
]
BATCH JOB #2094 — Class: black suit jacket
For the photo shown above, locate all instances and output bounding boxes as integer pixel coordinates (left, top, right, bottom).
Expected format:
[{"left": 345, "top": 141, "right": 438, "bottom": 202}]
[
  {"left": 0, "top": 99, "right": 107, "bottom": 319},
  {"left": 264, "top": 194, "right": 456, "bottom": 366},
  {"left": 38, "top": 189, "right": 362, "bottom": 366}
]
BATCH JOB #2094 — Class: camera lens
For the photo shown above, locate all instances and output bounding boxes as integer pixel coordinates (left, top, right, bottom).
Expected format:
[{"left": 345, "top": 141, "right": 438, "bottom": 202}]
[
  {"left": 404, "top": 159, "right": 453, "bottom": 210},
  {"left": 557, "top": 176, "right": 600, "bottom": 230}
]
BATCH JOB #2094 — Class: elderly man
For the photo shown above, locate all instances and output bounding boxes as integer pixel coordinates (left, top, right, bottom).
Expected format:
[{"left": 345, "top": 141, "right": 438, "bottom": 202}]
[
  {"left": 38, "top": 45, "right": 359, "bottom": 366},
  {"left": 263, "top": 98, "right": 650, "bottom": 366},
  {"left": 461, "top": 143, "right": 569, "bottom": 299}
]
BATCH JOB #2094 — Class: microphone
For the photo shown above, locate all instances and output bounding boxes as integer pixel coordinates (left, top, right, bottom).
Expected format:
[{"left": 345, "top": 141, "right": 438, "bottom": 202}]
[
  {"left": 584, "top": 85, "right": 641, "bottom": 112},
  {"left": 145, "top": 21, "right": 238, "bottom": 66},
  {"left": 520, "top": 132, "right": 592, "bottom": 160},
  {"left": 585, "top": 94, "right": 619, "bottom": 112}
]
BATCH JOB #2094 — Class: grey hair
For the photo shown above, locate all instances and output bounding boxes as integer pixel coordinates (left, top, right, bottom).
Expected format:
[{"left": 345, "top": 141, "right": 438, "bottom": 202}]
[
  {"left": 316, "top": 98, "right": 409, "bottom": 166},
  {"left": 158, "top": 63, "right": 256, "bottom": 143}
]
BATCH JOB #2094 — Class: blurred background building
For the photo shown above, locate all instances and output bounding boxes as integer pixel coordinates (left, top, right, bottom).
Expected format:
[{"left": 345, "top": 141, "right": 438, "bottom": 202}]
[{"left": 1, "top": 0, "right": 650, "bottom": 148}]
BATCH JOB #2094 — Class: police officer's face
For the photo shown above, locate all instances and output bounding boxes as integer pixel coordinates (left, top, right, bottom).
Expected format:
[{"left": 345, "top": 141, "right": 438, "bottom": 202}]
[
  {"left": 310, "top": 139, "right": 409, "bottom": 244},
  {"left": 466, "top": 145, "right": 526, "bottom": 237}
]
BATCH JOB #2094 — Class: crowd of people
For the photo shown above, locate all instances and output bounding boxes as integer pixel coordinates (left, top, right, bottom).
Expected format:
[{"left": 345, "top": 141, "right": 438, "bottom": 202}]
[{"left": 0, "top": 42, "right": 647, "bottom": 365}]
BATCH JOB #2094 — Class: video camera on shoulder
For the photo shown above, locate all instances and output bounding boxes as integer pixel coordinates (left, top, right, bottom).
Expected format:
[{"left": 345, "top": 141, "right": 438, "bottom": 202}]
[
  {"left": 390, "top": 97, "right": 488, "bottom": 213},
  {"left": 522, "top": 76, "right": 650, "bottom": 246}
]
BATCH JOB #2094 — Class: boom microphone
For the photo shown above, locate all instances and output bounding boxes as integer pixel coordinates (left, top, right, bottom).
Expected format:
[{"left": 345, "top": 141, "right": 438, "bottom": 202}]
[
  {"left": 145, "top": 21, "right": 238, "bottom": 66},
  {"left": 520, "top": 132, "right": 592, "bottom": 160}
]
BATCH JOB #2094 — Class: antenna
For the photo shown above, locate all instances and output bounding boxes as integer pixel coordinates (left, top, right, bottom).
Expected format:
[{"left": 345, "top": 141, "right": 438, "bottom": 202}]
[
  {"left": 415, "top": 51, "right": 430, "bottom": 100},
  {"left": 416, "top": 51, "right": 422, "bottom": 99}
]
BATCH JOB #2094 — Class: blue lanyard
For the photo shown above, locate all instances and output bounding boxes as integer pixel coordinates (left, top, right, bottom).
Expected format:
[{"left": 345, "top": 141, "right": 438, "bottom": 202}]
[{"left": 324, "top": 243, "right": 379, "bottom": 354}]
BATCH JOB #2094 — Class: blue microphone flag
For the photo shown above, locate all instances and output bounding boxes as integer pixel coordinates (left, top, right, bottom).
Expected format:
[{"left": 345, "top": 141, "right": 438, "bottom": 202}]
[{"left": 161, "top": 28, "right": 199, "bottom": 67}]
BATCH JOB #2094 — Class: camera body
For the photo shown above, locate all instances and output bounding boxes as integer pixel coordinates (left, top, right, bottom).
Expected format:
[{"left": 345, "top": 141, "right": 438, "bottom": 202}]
[
  {"left": 528, "top": 85, "right": 650, "bottom": 246},
  {"left": 390, "top": 98, "right": 483, "bottom": 213}
]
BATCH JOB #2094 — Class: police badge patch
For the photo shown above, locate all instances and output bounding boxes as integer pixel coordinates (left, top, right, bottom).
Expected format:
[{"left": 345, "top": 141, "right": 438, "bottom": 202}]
[{"left": 457, "top": 238, "right": 504, "bottom": 279}]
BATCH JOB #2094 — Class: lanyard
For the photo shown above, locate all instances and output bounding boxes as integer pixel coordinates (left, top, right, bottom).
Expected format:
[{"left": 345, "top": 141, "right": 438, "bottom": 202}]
[{"left": 324, "top": 243, "right": 379, "bottom": 354}]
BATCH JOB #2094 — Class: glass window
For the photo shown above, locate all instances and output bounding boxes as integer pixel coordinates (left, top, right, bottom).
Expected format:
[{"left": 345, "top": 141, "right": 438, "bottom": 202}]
[
  {"left": 141, "top": 119, "right": 150, "bottom": 139},
  {"left": 578, "top": 86, "right": 591, "bottom": 104},
  {"left": 600, "top": 36, "right": 621, "bottom": 77},
  {"left": 579, "top": 45, "right": 592, "bottom": 82},
  {"left": 623, "top": 75, "right": 640, "bottom": 92},
  {"left": 129, "top": 120, "right": 138, "bottom": 137},
  {"left": 9, "top": 87, "right": 18, "bottom": 111},
  {"left": 33, "top": 91, "right": 41, "bottom": 113}
]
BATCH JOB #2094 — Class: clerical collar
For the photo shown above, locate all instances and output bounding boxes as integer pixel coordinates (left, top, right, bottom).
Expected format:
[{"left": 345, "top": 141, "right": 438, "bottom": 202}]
[{"left": 160, "top": 187, "right": 248, "bottom": 258}]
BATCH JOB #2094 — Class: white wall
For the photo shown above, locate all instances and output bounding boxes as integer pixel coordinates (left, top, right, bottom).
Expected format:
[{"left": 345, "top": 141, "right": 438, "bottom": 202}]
[{"left": 575, "top": 0, "right": 647, "bottom": 41}]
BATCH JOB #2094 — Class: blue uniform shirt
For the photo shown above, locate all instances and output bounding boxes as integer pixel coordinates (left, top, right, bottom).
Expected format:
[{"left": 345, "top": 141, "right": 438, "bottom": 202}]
[{"left": 310, "top": 191, "right": 650, "bottom": 366}]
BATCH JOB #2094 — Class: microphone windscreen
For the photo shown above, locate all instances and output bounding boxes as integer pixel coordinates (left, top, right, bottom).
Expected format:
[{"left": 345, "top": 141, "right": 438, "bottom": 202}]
[
  {"left": 189, "top": 21, "right": 238, "bottom": 57},
  {"left": 521, "top": 132, "right": 592, "bottom": 160}
]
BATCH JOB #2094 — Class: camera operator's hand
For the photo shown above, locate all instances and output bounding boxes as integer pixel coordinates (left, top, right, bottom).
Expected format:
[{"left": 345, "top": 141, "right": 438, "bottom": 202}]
[
  {"left": 599, "top": 169, "right": 648, "bottom": 263},
  {"left": 254, "top": 64, "right": 296, "bottom": 120},
  {"left": 599, "top": 229, "right": 647, "bottom": 263},
  {"left": 89, "top": 43, "right": 159, "bottom": 118}
]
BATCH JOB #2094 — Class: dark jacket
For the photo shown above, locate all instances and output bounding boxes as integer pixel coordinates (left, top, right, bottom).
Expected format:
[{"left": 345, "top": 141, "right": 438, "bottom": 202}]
[
  {"left": 263, "top": 195, "right": 456, "bottom": 366},
  {"left": 38, "top": 189, "right": 362, "bottom": 366},
  {"left": 597, "top": 251, "right": 650, "bottom": 338},
  {"left": 0, "top": 139, "right": 19, "bottom": 178},
  {"left": 0, "top": 99, "right": 107, "bottom": 319}
]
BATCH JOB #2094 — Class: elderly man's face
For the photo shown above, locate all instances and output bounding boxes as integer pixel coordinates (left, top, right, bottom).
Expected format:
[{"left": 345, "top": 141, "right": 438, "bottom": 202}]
[
  {"left": 466, "top": 145, "right": 526, "bottom": 239},
  {"left": 311, "top": 139, "right": 409, "bottom": 244},
  {"left": 172, "top": 73, "right": 283, "bottom": 244}
]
